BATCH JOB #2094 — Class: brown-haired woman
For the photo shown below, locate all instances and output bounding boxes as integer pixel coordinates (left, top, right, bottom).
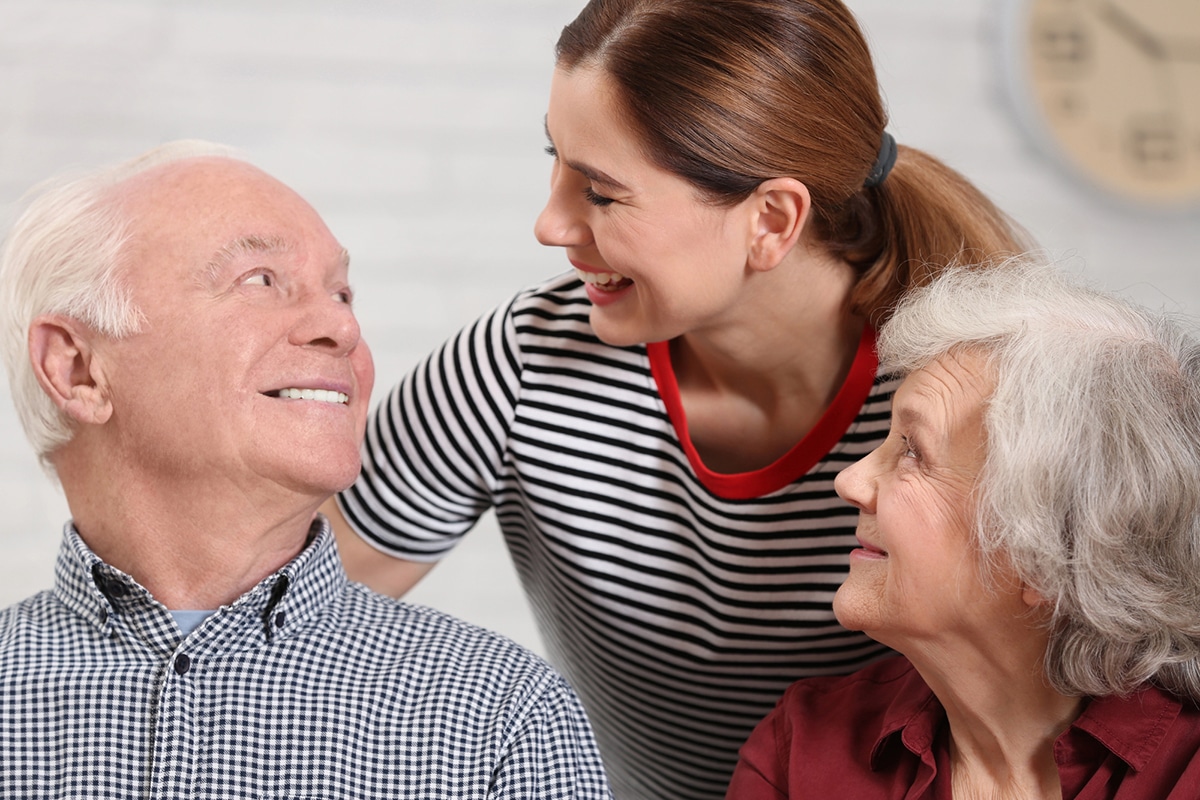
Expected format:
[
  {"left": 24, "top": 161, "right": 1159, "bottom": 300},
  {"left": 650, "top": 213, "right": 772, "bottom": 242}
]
[{"left": 323, "top": 1, "right": 1031, "bottom": 798}]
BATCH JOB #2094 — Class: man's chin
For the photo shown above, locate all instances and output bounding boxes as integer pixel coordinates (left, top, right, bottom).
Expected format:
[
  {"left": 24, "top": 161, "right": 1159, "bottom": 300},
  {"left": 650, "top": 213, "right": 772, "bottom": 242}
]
[{"left": 271, "top": 459, "right": 362, "bottom": 504}]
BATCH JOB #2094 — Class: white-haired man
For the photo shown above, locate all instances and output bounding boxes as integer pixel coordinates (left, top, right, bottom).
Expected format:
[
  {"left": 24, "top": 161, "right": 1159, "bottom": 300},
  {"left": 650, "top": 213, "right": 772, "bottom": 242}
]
[{"left": 0, "top": 142, "right": 611, "bottom": 799}]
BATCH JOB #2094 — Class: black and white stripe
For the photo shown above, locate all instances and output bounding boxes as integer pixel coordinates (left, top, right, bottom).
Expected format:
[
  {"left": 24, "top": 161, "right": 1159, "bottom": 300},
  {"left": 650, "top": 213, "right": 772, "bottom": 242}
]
[{"left": 341, "top": 273, "right": 897, "bottom": 800}]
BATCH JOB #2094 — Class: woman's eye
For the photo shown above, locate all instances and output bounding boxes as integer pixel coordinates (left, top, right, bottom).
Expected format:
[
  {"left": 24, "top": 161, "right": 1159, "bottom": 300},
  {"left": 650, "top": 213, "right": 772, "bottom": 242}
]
[
  {"left": 333, "top": 288, "right": 353, "bottom": 304},
  {"left": 544, "top": 144, "right": 558, "bottom": 159},
  {"left": 900, "top": 436, "right": 919, "bottom": 460},
  {"left": 584, "top": 186, "right": 615, "bottom": 207}
]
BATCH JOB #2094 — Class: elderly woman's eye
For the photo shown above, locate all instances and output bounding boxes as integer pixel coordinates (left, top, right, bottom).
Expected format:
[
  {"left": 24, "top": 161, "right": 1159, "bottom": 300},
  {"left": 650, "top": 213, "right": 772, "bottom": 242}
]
[{"left": 901, "top": 437, "right": 919, "bottom": 460}]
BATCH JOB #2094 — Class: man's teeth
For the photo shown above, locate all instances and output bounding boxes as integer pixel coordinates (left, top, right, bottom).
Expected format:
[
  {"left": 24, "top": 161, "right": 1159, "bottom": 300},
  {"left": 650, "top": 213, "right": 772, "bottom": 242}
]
[
  {"left": 277, "top": 388, "right": 348, "bottom": 404},
  {"left": 575, "top": 268, "right": 628, "bottom": 286}
]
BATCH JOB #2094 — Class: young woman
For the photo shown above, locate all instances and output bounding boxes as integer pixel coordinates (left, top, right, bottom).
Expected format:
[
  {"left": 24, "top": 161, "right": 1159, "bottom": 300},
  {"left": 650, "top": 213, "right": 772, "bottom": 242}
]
[{"left": 325, "top": 2, "right": 1030, "bottom": 797}]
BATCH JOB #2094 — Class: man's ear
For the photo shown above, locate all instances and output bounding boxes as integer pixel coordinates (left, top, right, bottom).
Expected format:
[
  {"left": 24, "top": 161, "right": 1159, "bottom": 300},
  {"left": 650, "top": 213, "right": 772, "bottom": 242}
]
[
  {"left": 28, "top": 315, "right": 113, "bottom": 426},
  {"left": 746, "top": 177, "right": 812, "bottom": 272}
]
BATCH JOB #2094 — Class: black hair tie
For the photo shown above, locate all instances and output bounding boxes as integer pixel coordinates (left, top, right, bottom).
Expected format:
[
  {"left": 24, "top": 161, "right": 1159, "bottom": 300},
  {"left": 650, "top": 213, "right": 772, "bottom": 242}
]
[{"left": 864, "top": 131, "right": 897, "bottom": 188}]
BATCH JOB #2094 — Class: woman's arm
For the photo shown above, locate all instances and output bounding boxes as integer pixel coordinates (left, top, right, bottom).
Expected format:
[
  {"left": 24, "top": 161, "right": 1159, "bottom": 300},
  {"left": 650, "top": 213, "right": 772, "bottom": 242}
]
[
  {"left": 321, "top": 497, "right": 437, "bottom": 598},
  {"left": 328, "top": 288, "right": 530, "bottom": 596}
]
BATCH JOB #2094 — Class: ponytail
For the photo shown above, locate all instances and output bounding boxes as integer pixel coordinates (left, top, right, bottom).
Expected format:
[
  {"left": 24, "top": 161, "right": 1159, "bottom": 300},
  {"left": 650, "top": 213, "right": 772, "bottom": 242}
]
[{"left": 828, "top": 146, "right": 1033, "bottom": 326}]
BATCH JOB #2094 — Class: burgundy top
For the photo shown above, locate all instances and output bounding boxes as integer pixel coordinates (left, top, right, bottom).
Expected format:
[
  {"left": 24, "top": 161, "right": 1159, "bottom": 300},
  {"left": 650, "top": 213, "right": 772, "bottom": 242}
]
[{"left": 728, "top": 655, "right": 1200, "bottom": 799}]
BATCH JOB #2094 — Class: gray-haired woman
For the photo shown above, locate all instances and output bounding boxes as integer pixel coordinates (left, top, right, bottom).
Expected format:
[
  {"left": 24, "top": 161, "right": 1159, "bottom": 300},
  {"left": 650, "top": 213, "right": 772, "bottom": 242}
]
[{"left": 729, "top": 262, "right": 1200, "bottom": 799}]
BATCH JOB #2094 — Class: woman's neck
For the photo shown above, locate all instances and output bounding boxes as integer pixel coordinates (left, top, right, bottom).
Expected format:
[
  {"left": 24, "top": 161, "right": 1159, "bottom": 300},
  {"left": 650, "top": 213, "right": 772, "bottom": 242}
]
[
  {"left": 672, "top": 248, "right": 863, "bottom": 472},
  {"left": 911, "top": 636, "right": 1083, "bottom": 800}
]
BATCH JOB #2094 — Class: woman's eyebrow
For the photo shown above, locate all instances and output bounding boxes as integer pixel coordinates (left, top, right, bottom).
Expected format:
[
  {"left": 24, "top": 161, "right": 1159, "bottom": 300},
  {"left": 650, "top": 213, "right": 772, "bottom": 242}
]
[{"left": 543, "top": 117, "right": 630, "bottom": 192}]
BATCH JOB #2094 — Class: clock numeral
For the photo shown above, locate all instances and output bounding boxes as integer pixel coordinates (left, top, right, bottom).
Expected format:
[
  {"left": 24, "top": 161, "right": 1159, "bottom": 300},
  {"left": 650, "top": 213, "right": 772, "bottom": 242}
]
[
  {"left": 1033, "top": 14, "right": 1092, "bottom": 75},
  {"left": 1052, "top": 90, "right": 1085, "bottom": 120},
  {"left": 1124, "top": 117, "right": 1182, "bottom": 176}
]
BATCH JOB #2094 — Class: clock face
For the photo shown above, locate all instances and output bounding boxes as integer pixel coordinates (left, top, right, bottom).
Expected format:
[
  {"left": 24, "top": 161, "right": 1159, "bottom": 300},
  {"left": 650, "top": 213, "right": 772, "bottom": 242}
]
[{"left": 1005, "top": 0, "right": 1200, "bottom": 208}]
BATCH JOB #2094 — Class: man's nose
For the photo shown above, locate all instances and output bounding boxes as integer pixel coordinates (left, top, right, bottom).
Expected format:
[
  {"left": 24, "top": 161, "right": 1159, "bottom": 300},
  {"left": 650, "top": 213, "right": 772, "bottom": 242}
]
[{"left": 289, "top": 291, "right": 361, "bottom": 355}]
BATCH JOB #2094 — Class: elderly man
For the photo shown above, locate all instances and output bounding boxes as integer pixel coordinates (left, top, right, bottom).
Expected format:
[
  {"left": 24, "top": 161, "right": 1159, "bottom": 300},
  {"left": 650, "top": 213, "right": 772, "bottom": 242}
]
[{"left": 0, "top": 142, "right": 611, "bottom": 799}]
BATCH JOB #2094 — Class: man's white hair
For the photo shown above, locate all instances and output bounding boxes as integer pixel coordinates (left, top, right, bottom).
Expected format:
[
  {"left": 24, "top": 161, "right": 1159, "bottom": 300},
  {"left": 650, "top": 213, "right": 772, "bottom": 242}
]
[{"left": 0, "top": 140, "right": 240, "bottom": 472}]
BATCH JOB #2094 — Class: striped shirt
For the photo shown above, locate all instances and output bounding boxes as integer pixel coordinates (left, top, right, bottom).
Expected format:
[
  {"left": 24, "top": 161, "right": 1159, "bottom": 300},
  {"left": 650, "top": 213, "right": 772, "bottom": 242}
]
[
  {"left": 339, "top": 274, "right": 897, "bottom": 800},
  {"left": 0, "top": 520, "right": 611, "bottom": 799}
]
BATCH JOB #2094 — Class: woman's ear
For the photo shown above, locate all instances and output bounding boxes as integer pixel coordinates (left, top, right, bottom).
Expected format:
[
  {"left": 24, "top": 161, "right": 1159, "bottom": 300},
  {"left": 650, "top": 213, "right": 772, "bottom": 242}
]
[
  {"left": 1021, "top": 583, "right": 1051, "bottom": 610},
  {"left": 746, "top": 177, "right": 811, "bottom": 272},
  {"left": 28, "top": 315, "right": 113, "bottom": 426}
]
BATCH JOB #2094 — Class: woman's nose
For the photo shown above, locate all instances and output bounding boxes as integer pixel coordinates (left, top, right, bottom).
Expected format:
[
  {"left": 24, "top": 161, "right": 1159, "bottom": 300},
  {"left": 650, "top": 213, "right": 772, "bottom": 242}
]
[
  {"left": 534, "top": 163, "right": 592, "bottom": 248},
  {"left": 834, "top": 449, "right": 878, "bottom": 514}
]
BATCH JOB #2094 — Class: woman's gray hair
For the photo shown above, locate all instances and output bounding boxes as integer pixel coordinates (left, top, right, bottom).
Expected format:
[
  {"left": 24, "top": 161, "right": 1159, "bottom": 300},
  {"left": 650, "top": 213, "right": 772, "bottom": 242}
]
[
  {"left": 879, "top": 260, "right": 1200, "bottom": 700},
  {"left": 0, "top": 140, "right": 239, "bottom": 471}
]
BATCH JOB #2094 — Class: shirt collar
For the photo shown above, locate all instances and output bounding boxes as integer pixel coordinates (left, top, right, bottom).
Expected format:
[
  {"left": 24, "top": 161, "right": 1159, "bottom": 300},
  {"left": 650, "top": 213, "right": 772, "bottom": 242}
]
[
  {"left": 868, "top": 658, "right": 1187, "bottom": 775},
  {"left": 1067, "top": 686, "right": 1183, "bottom": 771},
  {"left": 52, "top": 515, "right": 346, "bottom": 644},
  {"left": 870, "top": 659, "right": 944, "bottom": 769}
]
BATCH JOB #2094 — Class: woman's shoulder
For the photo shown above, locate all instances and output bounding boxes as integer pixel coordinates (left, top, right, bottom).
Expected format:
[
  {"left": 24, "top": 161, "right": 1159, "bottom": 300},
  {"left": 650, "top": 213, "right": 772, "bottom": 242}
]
[
  {"left": 508, "top": 271, "right": 590, "bottom": 319},
  {"left": 783, "top": 654, "right": 921, "bottom": 701},
  {"left": 731, "top": 656, "right": 935, "bottom": 797},
  {"left": 773, "top": 655, "right": 933, "bottom": 739},
  {"left": 505, "top": 273, "right": 648, "bottom": 366}
]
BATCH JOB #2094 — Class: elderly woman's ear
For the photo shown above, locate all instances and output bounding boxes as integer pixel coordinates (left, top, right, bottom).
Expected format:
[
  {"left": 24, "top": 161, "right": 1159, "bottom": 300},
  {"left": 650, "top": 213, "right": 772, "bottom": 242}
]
[{"left": 1021, "top": 584, "right": 1050, "bottom": 609}]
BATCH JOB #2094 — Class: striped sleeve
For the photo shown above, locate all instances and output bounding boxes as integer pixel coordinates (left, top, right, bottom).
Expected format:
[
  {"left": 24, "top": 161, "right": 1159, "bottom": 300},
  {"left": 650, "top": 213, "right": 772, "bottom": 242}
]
[{"left": 337, "top": 291, "right": 524, "bottom": 559}]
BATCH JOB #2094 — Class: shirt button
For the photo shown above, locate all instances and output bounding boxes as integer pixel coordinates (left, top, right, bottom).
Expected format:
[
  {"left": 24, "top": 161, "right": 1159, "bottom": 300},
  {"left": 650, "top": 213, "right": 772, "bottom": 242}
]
[
  {"left": 274, "top": 611, "right": 286, "bottom": 629},
  {"left": 174, "top": 654, "right": 191, "bottom": 675}
]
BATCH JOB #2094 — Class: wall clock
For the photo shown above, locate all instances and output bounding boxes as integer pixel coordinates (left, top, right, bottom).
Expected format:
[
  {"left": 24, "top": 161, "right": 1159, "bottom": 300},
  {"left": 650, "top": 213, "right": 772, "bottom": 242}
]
[{"left": 996, "top": 0, "right": 1200, "bottom": 211}]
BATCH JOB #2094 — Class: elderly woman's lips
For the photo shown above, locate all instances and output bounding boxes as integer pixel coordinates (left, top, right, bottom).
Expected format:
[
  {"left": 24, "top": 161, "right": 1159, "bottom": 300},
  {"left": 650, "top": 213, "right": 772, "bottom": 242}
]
[{"left": 851, "top": 538, "right": 889, "bottom": 560}]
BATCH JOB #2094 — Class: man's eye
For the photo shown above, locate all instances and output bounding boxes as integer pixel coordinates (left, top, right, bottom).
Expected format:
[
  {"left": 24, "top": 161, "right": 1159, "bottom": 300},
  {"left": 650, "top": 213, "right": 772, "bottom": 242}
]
[
  {"left": 333, "top": 289, "right": 353, "bottom": 304},
  {"left": 242, "top": 272, "right": 273, "bottom": 287}
]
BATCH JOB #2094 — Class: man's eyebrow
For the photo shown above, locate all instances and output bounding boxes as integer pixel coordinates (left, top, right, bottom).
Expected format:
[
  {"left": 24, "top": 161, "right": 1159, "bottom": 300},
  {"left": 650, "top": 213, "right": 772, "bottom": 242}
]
[
  {"left": 201, "top": 235, "right": 290, "bottom": 284},
  {"left": 543, "top": 117, "right": 630, "bottom": 193}
]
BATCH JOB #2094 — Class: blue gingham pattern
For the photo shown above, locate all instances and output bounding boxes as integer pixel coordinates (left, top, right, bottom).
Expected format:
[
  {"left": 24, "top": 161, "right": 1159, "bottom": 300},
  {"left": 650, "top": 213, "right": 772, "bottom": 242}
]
[{"left": 0, "top": 519, "right": 612, "bottom": 799}]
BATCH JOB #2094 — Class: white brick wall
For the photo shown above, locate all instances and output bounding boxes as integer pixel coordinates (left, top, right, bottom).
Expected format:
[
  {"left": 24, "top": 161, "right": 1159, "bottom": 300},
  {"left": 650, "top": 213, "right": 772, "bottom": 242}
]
[{"left": 2, "top": 1, "right": 1197, "bottom": 654}]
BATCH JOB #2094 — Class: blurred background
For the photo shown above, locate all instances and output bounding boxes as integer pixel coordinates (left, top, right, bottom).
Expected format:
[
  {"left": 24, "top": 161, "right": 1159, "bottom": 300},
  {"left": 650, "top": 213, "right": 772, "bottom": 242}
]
[{"left": 2, "top": 0, "right": 1197, "bottom": 655}]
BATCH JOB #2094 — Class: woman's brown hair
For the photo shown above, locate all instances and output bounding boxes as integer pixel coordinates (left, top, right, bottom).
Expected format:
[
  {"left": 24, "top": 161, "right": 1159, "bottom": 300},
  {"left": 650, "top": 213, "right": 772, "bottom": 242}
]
[{"left": 556, "top": 0, "right": 1031, "bottom": 325}]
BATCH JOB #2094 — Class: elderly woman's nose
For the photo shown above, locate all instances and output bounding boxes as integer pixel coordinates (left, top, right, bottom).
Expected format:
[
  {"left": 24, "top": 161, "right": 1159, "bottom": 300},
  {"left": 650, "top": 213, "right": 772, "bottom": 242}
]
[{"left": 834, "top": 453, "right": 876, "bottom": 513}]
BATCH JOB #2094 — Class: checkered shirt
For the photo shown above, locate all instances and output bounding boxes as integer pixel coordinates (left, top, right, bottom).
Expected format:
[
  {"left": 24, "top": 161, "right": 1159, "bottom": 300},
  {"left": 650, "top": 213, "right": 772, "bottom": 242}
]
[{"left": 0, "top": 519, "right": 612, "bottom": 799}]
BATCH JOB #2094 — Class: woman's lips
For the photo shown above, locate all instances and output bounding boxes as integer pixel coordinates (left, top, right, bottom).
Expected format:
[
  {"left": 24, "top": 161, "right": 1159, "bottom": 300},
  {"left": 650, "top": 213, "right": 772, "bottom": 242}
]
[
  {"left": 570, "top": 260, "right": 634, "bottom": 305},
  {"left": 850, "top": 537, "right": 889, "bottom": 561}
]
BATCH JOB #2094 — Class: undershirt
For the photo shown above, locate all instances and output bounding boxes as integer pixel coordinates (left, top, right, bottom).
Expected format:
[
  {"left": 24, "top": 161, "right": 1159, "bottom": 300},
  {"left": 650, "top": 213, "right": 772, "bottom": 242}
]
[{"left": 169, "top": 609, "right": 213, "bottom": 636}]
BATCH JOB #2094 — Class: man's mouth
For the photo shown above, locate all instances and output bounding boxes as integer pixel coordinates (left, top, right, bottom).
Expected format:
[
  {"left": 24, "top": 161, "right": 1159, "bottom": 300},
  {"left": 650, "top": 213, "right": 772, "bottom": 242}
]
[{"left": 265, "top": 388, "right": 349, "bottom": 405}]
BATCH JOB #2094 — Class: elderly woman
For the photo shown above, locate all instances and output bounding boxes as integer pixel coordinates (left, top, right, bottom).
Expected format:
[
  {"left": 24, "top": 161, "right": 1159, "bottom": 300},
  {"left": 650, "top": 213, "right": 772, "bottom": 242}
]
[{"left": 727, "top": 262, "right": 1200, "bottom": 799}]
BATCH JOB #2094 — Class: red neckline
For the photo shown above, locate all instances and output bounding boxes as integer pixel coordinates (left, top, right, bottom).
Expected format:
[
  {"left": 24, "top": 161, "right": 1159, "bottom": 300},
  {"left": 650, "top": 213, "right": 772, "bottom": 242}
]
[{"left": 647, "top": 328, "right": 878, "bottom": 500}]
